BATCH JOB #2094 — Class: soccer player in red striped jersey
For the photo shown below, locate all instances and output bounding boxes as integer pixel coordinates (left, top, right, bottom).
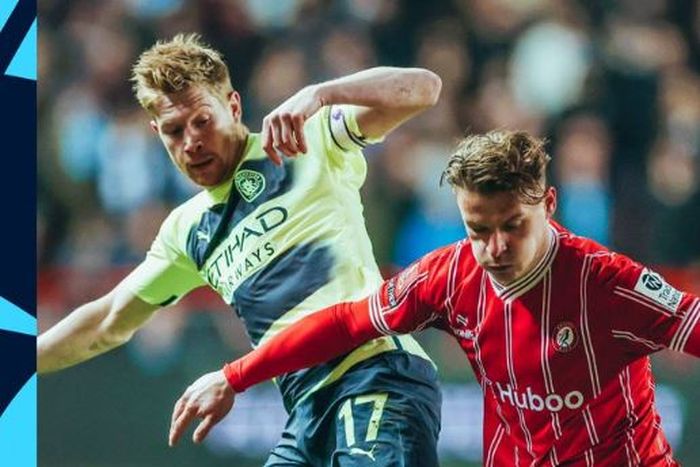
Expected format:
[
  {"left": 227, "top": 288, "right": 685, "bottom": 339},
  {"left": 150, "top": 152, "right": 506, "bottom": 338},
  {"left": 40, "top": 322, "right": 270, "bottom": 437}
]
[{"left": 171, "top": 130, "right": 700, "bottom": 466}]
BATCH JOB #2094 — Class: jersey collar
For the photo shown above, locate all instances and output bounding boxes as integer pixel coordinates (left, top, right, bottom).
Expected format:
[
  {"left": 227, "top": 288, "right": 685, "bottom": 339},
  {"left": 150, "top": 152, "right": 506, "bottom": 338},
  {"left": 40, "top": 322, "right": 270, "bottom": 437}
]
[
  {"left": 489, "top": 223, "right": 559, "bottom": 302},
  {"left": 204, "top": 134, "right": 257, "bottom": 203}
]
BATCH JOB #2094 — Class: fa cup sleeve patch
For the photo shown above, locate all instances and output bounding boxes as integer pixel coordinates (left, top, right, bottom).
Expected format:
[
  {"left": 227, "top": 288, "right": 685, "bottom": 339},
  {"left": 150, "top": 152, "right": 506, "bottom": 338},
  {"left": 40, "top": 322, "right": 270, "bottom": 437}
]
[{"left": 633, "top": 268, "right": 683, "bottom": 313}]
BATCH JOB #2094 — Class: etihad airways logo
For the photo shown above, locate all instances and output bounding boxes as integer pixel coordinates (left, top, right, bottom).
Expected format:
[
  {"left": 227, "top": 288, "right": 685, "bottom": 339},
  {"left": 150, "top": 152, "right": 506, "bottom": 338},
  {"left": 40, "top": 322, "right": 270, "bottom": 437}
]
[
  {"left": 495, "top": 382, "right": 584, "bottom": 412},
  {"left": 204, "top": 206, "right": 288, "bottom": 299}
]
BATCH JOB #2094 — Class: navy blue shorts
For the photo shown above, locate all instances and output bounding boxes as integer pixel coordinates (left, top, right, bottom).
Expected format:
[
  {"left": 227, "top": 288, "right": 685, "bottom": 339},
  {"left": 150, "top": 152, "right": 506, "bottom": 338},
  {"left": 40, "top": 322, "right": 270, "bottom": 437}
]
[{"left": 264, "top": 352, "right": 442, "bottom": 467}]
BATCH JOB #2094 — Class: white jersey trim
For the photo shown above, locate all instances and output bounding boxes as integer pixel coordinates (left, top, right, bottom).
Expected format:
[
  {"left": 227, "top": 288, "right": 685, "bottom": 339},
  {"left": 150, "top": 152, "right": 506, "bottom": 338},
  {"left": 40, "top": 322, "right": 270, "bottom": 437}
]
[
  {"left": 611, "top": 329, "right": 665, "bottom": 351},
  {"left": 580, "top": 254, "right": 603, "bottom": 397},
  {"left": 491, "top": 225, "right": 559, "bottom": 302},
  {"left": 669, "top": 298, "right": 700, "bottom": 352}
]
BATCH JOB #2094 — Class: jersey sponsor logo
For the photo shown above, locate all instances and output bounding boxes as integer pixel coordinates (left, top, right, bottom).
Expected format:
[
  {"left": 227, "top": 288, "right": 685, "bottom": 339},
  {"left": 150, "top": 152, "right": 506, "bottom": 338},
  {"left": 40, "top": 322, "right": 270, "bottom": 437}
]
[
  {"left": 495, "top": 382, "right": 584, "bottom": 412},
  {"left": 633, "top": 268, "right": 682, "bottom": 313},
  {"left": 235, "top": 169, "right": 266, "bottom": 202},
  {"left": 553, "top": 321, "right": 578, "bottom": 353},
  {"left": 204, "top": 206, "right": 288, "bottom": 299}
]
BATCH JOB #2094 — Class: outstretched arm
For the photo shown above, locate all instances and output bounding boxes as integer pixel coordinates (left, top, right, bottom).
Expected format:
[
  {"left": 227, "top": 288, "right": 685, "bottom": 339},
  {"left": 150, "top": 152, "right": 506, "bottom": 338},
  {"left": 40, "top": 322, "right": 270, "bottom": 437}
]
[
  {"left": 168, "top": 297, "right": 397, "bottom": 446},
  {"left": 38, "top": 281, "right": 158, "bottom": 374},
  {"left": 262, "top": 67, "right": 442, "bottom": 163},
  {"left": 168, "top": 255, "right": 443, "bottom": 446},
  {"left": 225, "top": 300, "right": 380, "bottom": 392}
]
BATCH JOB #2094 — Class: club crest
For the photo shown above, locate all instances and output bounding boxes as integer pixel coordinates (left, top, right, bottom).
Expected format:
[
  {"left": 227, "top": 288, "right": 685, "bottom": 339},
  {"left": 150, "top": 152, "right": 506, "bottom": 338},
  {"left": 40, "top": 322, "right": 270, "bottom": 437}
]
[
  {"left": 235, "top": 169, "right": 266, "bottom": 202},
  {"left": 553, "top": 322, "right": 578, "bottom": 353}
]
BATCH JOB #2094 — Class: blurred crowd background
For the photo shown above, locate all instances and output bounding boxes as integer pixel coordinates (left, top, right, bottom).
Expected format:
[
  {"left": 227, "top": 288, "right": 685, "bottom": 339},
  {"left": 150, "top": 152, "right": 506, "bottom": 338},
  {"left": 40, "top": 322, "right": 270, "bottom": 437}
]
[{"left": 38, "top": 0, "right": 700, "bottom": 466}]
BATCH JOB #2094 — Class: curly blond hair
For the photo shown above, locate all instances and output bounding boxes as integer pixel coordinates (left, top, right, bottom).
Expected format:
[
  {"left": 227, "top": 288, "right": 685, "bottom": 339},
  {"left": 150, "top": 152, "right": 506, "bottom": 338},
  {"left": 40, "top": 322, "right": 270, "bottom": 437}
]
[
  {"left": 441, "top": 130, "right": 551, "bottom": 204},
  {"left": 131, "top": 33, "right": 233, "bottom": 113}
]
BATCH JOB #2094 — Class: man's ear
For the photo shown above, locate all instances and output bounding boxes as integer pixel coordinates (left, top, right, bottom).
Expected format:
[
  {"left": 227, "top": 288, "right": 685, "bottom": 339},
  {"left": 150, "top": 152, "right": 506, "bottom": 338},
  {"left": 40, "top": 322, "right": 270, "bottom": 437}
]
[
  {"left": 544, "top": 186, "right": 557, "bottom": 218},
  {"left": 150, "top": 120, "right": 159, "bottom": 134},
  {"left": 228, "top": 91, "right": 242, "bottom": 121}
]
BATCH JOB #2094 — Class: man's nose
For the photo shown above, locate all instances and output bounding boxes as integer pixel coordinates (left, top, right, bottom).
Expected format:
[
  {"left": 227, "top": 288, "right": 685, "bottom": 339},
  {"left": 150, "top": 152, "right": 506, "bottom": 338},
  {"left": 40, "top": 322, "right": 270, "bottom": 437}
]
[
  {"left": 184, "top": 131, "right": 203, "bottom": 154},
  {"left": 487, "top": 231, "right": 508, "bottom": 258}
]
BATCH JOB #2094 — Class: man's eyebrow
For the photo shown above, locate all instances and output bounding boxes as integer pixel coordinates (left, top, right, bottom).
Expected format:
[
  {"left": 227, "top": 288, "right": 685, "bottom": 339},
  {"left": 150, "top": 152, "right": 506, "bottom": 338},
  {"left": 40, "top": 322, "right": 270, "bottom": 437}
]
[
  {"left": 504, "top": 213, "right": 524, "bottom": 223},
  {"left": 466, "top": 213, "right": 523, "bottom": 230},
  {"left": 466, "top": 221, "right": 486, "bottom": 230},
  {"left": 158, "top": 116, "right": 182, "bottom": 129}
]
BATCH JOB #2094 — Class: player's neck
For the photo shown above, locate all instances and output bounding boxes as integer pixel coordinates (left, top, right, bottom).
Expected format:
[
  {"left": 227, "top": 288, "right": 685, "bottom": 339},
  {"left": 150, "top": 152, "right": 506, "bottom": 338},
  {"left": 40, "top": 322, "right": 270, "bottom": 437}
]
[
  {"left": 494, "top": 225, "right": 554, "bottom": 289},
  {"left": 521, "top": 227, "right": 554, "bottom": 280}
]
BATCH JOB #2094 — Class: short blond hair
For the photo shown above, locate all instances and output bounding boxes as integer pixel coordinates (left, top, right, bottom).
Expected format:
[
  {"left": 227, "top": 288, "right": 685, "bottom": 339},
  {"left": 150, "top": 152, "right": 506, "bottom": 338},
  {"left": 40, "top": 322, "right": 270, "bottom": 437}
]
[
  {"left": 441, "top": 130, "right": 551, "bottom": 204},
  {"left": 131, "top": 33, "right": 233, "bottom": 113}
]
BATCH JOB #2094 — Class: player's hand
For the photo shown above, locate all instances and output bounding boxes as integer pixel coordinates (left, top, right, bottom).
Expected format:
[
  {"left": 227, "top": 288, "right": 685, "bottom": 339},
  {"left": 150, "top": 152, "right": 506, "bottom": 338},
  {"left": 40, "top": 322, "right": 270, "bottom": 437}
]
[
  {"left": 262, "top": 85, "right": 323, "bottom": 164},
  {"left": 169, "top": 370, "right": 235, "bottom": 447}
]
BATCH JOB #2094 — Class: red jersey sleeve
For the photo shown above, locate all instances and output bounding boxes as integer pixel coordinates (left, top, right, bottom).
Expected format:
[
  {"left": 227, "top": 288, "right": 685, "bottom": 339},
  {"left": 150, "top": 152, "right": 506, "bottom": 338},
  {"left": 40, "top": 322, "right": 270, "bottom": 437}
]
[
  {"left": 590, "top": 252, "right": 700, "bottom": 358},
  {"left": 366, "top": 249, "right": 451, "bottom": 336},
  {"left": 223, "top": 245, "right": 454, "bottom": 392}
]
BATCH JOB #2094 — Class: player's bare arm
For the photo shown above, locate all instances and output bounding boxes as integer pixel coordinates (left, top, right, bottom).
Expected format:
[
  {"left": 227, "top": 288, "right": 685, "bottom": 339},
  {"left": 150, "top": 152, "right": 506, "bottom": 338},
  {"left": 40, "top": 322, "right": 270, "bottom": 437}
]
[
  {"left": 37, "top": 280, "right": 159, "bottom": 374},
  {"left": 262, "top": 66, "right": 442, "bottom": 163}
]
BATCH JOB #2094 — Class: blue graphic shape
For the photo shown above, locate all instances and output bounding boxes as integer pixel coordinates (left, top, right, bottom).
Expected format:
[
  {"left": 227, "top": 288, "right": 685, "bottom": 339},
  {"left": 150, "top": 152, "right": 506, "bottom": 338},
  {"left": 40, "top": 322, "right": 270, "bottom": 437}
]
[
  {"left": 0, "top": 1, "right": 19, "bottom": 32},
  {"left": 0, "top": 374, "right": 35, "bottom": 466},
  {"left": 0, "top": 296, "right": 36, "bottom": 336},
  {"left": 5, "top": 17, "right": 35, "bottom": 80}
]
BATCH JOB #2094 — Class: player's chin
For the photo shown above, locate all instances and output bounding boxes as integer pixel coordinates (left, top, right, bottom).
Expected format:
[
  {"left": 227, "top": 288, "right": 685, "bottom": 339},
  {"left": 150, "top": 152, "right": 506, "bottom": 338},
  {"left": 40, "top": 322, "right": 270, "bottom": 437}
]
[
  {"left": 188, "top": 165, "right": 226, "bottom": 187},
  {"left": 489, "top": 266, "right": 519, "bottom": 284}
]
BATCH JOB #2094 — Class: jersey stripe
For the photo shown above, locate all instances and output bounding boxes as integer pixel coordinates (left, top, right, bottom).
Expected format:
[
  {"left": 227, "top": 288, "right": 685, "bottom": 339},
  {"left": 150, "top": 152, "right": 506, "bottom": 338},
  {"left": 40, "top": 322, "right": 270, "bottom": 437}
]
[
  {"left": 582, "top": 406, "right": 600, "bottom": 445},
  {"left": 369, "top": 273, "right": 429, "bottom": 335},
  {"left": 540, "top": 271, "right": 563, "bottom": 439},
  {"left": 669, "top": 298, "right": 700, "bottom": 352},
  {"left": 613, "top": 287, "right": 674, "bottom": 317},
  {"left": 620, "top": 366, "right": 642, "bottom": 465},
  {"left": 486, "top": 424, "right": 505, "bottom": 467},
  {"left": 328, "top": 105, "right": 366, "bottom": 150},
  {"left": 580, "top": 255, "right": 602, "bottom": 396},
  {"left": 369, "top": 291, "right": 393, "bottom": 335},
  {"left": 549, "top": 446, "right": 560, "bottom": 466},
  {"left": 611, "top": 330, "right": 665, "bottom": 351},
  {"left": 505, "top": 302, "right": 535, "bottom": 455},
  {"left": 444, "top": 240, "right": 465, "bottom": 316},
  {"left": 473, "top": 272, "right": 490, "bottom": 389}
]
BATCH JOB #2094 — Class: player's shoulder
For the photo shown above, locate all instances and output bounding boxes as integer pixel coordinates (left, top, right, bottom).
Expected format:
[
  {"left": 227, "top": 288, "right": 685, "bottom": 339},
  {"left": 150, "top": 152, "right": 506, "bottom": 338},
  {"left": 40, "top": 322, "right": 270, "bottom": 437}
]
[
  {"left": 554, "top": 221, "right": 611, "bottom": 259},
  {"left": 419, "top": 240, "right": 471, "bottom": 271},
  {"left": 158, "top": 189, "right": 212, "bottom": 233},
  {"left": 553, "top": 221, "right": 641, "bottom": 286},
  {"left": 411, "top": 239, "right": 477, "bottom": 290}
]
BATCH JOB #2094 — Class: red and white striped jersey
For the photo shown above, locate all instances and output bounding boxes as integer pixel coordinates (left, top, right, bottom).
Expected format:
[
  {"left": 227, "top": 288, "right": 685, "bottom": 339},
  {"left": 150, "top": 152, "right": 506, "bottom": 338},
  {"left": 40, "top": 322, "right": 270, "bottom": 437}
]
[{"left": 368, "top": 221, "right": 699, "bottom": 466}]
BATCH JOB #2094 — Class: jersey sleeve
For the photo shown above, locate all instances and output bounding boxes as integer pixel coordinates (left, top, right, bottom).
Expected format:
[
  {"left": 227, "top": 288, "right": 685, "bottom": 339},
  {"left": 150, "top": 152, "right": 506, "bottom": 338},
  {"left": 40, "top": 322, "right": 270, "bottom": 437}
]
[
  {"left": 591, "top": 253, "right": 700, "bottom": 358},
  {"left": 121, "top": 209, "right": 206, "bottom": 306},
  {"left": 223, "top": 248, "right": 450, "bottom": 392},
  {"left": 366, "top": 253, "right": 449, "bottom": 335},
  {"left": 305, "top": 105, "right": 384, "bottom": 184}
]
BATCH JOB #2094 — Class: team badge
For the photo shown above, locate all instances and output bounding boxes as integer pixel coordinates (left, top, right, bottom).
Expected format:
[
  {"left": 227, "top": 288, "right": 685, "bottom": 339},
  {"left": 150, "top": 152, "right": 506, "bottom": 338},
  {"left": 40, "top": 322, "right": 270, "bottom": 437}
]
[
  {"left": 235, "top": 169, "right": 266, "bottom": 202},
  {"left": 553, "top": 322, "right": 578, "bottom": 353}
]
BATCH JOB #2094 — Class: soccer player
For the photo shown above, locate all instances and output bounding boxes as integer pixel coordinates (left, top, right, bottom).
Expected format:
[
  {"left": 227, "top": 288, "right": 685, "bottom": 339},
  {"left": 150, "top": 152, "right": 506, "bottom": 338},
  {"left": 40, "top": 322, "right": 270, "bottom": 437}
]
[
  {"left": 38, "top": 34, "right": 444, "bottom": 465},
  {"left": 173, "top": 130, "right": 700, "bottom": 465}
]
